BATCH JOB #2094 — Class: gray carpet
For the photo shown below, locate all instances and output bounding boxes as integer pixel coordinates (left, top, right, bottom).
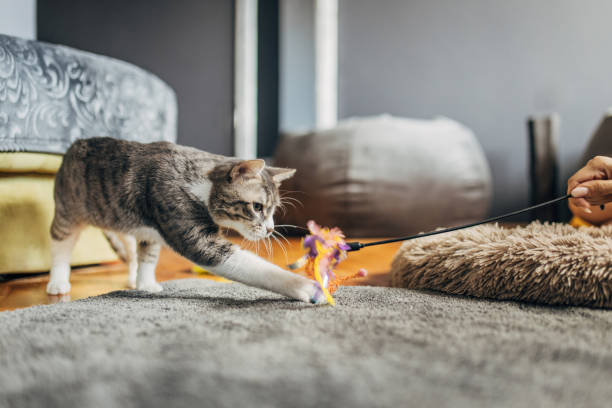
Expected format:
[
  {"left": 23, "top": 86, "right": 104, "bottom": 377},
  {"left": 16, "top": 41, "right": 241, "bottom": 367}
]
[{"left": 1, "top": 279, "right": 612, "bottom": 408}]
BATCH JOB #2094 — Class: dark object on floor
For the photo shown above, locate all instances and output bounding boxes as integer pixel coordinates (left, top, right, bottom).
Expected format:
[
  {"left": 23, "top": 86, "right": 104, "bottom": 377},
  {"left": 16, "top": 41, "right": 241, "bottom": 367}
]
[
  {"left": 0, "top": 272, "right": 46, "bottom": 283},
  {"left": 391, "top": 222, "right": 612, "bottom": 308},
  {"left": 527, "top": 114, "right": 560, "bottom": 222},
  {"left": 2, "top": 279, "right": 612, "bottom": 407}
]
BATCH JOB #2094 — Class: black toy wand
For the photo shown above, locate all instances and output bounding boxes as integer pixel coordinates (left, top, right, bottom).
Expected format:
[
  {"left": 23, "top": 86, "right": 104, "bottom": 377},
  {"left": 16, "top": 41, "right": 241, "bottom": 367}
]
[{"left": 345, "top": 194, "right": 573, "bottom": 252}]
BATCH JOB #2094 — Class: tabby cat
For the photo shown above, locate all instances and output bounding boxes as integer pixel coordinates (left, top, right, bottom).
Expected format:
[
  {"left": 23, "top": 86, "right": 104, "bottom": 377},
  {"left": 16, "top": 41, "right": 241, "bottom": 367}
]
[{"left": 47, "top": 137, "right": 325, "bottom": 304}]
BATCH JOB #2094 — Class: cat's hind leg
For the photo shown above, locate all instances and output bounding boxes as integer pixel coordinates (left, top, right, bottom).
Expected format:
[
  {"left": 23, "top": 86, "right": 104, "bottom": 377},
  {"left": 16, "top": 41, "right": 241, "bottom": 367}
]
[
  {"left": 124, "top": 235, "right": 138, "bottom": 289},
  {"left": 46, "top": 220, "right": 82, "bottom": 295},
  {"left": 104, "top": 231, "right": 138, "bottom": 288},
  {"left": 135, "top": 241, "right": 163, "bottom": 292}
]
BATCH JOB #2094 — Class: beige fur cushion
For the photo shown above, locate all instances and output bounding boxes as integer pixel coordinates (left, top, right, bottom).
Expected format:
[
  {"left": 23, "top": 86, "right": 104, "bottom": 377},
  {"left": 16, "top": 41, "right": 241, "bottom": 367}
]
[{"left": 390, "top": 222, "right": 612, "bottom": 308}]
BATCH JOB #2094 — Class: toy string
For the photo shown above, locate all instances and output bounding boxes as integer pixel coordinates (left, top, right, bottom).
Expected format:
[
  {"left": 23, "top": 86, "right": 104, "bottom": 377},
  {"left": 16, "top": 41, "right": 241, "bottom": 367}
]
[{"left": 345, "top": 194, "right": 573, "bottom": 252}]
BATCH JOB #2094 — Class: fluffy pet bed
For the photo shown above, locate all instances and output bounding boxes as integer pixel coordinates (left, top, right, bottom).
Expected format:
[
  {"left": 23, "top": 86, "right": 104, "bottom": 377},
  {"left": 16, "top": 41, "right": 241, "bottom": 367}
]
[{"left": 391, "top": 222, "right": 612, "bottom": 308}]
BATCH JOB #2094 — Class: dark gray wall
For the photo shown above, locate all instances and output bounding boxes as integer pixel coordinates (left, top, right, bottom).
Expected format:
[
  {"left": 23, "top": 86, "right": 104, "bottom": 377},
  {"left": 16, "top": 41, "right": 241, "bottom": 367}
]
[
  {"left": 339, "top": 0, "right": 612, "bottom": 215},
  {"left": 37, "top": 0, "right": 234, "bottom": 155},
  {"left": 257, "top": 0, "right": 279, "bottom": 158}
]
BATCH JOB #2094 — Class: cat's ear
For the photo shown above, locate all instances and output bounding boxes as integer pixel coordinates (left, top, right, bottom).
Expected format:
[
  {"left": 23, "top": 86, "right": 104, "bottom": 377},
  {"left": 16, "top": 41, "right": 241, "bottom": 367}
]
[
  {"left": 230, "top": 159, "right": 266, "bottom": 181},
  {"left": 267, "top": 166, "right": 296, "bottom": 184}
]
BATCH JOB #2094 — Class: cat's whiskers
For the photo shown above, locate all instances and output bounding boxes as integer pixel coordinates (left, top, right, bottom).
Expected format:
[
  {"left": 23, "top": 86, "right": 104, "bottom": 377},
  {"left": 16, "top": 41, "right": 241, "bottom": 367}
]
[
  {"left": 279, "top": 199, "right": 298, "bottom": 211},
  {"left": 279, "top": 190, "right": 305, "bottom": 212},
  {"left": 278, "top": 189, "right": 306, "bottom": 196},
  {"left": 280, "top": 195, "right": 303, "bottom": 204},
  {"left": 271, "top": 232, "right": 289, "bottom": 264},
  {"left": 280, "top": 196, "right": 304, "bottom": 208},
  {"left": 263, "top": 236, "right": 272, "bottom": 258},
  {"left": 245, "top": 239, "right": 255, "bottom": 253},
  {"left": 267, "top": 236, "right": 274, "bottom": 259},
  {"left": 275, "top": 224, "right": 308, "bottom": 232},
  {"left": 239, "top": 237, "right": 252, "bottom": 252},
  {"left": 276, "top": 202, "right": 288, "bottom": 216},
  {"left": 273, "top": 229, "right": 292, "bottom": 247}
]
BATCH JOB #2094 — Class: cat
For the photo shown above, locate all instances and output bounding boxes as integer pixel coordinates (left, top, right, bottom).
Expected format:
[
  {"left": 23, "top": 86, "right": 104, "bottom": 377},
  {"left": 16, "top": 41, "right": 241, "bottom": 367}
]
[{"left": 47, "top": 137, "right": 325, "bottom": 304}]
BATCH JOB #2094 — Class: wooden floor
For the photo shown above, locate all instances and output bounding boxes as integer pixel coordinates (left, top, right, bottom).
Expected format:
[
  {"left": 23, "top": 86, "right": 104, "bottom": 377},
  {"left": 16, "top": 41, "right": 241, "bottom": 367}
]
[{"left": 0, "top": 237, "right": 402, "bottom": 311}]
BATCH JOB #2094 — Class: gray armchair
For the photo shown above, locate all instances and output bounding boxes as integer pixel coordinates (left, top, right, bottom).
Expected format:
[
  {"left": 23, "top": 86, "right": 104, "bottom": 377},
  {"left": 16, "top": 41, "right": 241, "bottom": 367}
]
[{"left": 0, "top": 34, "right": 176, "bottom": 152}]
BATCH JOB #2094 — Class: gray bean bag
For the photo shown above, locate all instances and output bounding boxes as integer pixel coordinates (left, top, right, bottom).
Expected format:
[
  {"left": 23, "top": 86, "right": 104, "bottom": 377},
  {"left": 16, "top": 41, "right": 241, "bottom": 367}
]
[{"left": 274, "top": 115, "right": 492, "bottom": 237}]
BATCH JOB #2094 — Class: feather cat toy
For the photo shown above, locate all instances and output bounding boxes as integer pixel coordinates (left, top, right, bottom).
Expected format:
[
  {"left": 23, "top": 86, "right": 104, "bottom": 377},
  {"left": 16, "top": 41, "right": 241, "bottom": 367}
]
[{"left": 289, "top": 220, "right": 367, "bottom": 305}]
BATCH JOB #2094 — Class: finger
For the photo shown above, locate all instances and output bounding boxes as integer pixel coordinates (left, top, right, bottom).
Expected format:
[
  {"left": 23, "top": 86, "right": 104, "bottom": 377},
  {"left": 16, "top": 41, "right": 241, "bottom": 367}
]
[
  {"left": 572, "top": 180, "right": 612, "bottom": 205},
  {"left": 567, "top": 167, "right": 605, "bottom": 195},
  {"left": 569, "top": 187, "right": 592, "bottom": 210},
  {"left": 567, "top": 156, "right": 612, "bottom": 194},
  {"left": 570, "top": 197, "right": 592, "bottom": 212}
]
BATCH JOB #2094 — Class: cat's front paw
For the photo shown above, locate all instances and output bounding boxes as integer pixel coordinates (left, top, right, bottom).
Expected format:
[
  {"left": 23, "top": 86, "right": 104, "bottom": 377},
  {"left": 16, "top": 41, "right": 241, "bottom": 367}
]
[
  {"left": 291, "top": 278, "right": 327, "bottom": 305},
  {"left": 309, "top": 284, "right": 327, "bottom": 305},
  {"left": 46, "top": 280, "right": 71, "bottom": 295},
  {"left": 136, "top": 281, "right": 163, "bottom": 293}
]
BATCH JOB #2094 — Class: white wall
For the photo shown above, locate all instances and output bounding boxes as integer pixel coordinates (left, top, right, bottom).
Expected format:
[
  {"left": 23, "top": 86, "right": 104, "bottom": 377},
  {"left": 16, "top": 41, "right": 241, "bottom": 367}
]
[{"left": 0, "top": 0, "right": 35, "bottom": 39}]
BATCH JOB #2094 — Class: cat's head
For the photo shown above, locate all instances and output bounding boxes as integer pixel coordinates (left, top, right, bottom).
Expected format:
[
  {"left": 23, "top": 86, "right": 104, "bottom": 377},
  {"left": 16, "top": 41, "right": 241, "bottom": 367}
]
[{"left": 207, "top": 159, "right": 295, "bottom": 241}]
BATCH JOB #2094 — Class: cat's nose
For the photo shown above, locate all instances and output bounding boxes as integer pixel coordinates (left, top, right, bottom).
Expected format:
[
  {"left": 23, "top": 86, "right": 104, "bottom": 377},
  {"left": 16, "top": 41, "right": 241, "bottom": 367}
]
[{"left": 266, "top": 227, "right": 274, "bottom": 235}]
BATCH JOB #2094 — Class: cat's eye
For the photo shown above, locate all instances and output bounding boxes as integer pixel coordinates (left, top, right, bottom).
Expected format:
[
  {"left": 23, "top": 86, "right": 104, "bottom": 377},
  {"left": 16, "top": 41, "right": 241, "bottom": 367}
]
[{"left": 252, "top": 202, "right": 263, "bottom": 212}]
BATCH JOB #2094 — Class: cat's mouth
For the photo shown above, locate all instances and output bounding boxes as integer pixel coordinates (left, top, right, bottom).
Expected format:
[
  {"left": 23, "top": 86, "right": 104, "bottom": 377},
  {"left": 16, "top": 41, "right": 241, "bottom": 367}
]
[
  {"left": 226, "top": 224, "right": 268, "bottom": 242},
  {"left": 245, "top": 223, "right": 277, "bottom": 241},
  {"left": 245, "top": 228, "right": 270, "bottom": 241}
]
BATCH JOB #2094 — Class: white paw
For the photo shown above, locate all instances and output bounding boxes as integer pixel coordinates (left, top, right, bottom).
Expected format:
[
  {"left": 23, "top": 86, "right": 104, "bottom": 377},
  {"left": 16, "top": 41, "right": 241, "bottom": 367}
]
[
  {"left": 136, "top": 281, "right": 163, "bottom": 293},
  {"left": 311, "top": 288, "right": 328, "bottom": 305},
  {"left": 127, "top": 278, "right": 137, "bottom": 289},
  {"left": 291, "top": 277, "right": 327, "bottom": 305},
  {"left": 46, "top": 280, "right": 71, "bottom": 295}
]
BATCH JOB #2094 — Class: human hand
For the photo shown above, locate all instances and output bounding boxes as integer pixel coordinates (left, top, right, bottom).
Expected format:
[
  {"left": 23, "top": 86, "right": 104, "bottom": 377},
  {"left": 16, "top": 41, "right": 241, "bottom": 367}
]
[{"left": 567, "top": 156, "right": 612, "bottom": 213}]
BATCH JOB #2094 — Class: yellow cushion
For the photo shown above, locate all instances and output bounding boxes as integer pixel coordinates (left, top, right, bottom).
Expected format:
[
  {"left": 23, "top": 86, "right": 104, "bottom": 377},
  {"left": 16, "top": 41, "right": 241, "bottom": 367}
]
[
  {"left": 0, "top": 172, "right": 117, "bottom": 274},
  {"left": 0, "top": 152, "right": 63, "bottom": 174}
]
